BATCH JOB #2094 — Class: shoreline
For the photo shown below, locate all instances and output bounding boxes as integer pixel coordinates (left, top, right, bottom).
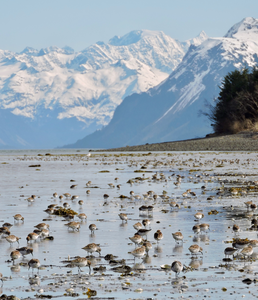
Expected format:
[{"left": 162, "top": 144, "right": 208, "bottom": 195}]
[{"left": 94, "top": 131, "right": 258, "bottom": 152}]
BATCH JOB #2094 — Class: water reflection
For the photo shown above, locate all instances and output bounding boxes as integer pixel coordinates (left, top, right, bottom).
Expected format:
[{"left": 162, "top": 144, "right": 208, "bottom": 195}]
[
  {"left": 173, "top": 244, "right": 183, "bottom": 254},
  {"left": 154, "top": 245, "right": 162, "bottom": 254},
  {"left": 29, "top": 274, "right": 40, "bottom": 286},
  {"left": 189, "top": 258, "right": 203, "bottom": 269},
  {"left": 10, "top": 265, "right": 20, "bottom": 273}
]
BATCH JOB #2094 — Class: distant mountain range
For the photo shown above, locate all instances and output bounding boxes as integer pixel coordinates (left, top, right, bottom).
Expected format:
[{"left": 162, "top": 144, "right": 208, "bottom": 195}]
[
  {"left": 0, "top": 30, "right": 207, "bottom": 149},
  {"left": 67, "top": 17, "right": 258, "bottom": 149}
]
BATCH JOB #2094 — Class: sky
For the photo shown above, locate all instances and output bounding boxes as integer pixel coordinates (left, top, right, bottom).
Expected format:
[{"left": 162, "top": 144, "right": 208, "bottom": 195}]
[{"left": 0, "top": 0, "right": 258, "bottom": 53}]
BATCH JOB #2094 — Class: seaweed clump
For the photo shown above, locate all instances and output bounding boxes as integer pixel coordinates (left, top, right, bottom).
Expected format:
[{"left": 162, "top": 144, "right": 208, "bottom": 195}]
[{"left": 53, "top": 207, "right": 78, "bottom": 216}]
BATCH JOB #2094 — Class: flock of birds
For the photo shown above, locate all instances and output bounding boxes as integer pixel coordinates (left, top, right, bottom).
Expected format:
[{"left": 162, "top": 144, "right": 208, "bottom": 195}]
[{"left": 1, "top": 152, "right": 258, "bottom": 297}]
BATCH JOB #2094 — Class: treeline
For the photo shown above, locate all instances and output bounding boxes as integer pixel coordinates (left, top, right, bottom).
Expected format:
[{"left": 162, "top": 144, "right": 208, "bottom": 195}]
[{"left": 207, "top": 67, "right": 258, "bottom": 134}]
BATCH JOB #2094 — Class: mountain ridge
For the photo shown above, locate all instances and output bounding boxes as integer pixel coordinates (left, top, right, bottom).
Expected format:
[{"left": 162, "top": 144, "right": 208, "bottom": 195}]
[
  {"left": 66, "top": 17, "right": 258, "bottom": 149},
  {"left": 0, "top": 30, "right": 207, "bottom": 148}
]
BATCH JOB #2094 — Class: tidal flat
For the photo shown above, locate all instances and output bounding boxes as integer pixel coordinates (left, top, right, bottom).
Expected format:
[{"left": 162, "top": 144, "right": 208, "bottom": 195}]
[{"left": 1, "top": 150, "right": 258, "bottom": 299}]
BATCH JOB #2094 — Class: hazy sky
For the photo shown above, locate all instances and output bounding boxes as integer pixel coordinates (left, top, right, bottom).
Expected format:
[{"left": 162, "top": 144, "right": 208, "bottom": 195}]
[{"left": 1, "top": 0, "right": 257, "bottom": 53}]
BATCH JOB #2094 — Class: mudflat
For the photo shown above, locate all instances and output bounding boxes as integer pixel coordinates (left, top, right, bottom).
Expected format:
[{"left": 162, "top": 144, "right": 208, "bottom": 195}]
[{"left": 100, "top": 131, "right": 258, "bottom": 152}]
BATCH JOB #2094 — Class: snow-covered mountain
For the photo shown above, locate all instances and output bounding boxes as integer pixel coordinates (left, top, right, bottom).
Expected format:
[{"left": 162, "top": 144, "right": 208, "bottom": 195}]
[
  {"left": 68, "top": 17, "right": 258, "bottom": 149},
  {"left": 0, "top": 30, "right": 207, "bottom": 149}
]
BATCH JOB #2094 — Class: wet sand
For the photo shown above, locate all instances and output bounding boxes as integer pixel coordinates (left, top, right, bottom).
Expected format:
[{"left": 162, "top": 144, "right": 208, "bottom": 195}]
[{"left": 0, "top": 150, "right": 258, "bottom": 299}]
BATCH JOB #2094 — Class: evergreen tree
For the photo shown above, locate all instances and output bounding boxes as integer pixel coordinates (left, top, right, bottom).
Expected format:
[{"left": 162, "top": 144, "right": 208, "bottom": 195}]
[{"left": 208, "top": 67, "right": 258, "bottom": 133}]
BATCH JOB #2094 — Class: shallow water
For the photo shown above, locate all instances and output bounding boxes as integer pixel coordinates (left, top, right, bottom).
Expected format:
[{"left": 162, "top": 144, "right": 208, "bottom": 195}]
[{"left": 0, "top": 150, "right": 258, "bottom": 299}]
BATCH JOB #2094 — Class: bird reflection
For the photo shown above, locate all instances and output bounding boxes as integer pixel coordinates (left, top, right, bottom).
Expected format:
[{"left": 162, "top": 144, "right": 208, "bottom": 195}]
[
  {"left": 119, "top": 222, "right": 128, "bottom": 229},
  {"left": 29, "top": 274, "right": 40, "bottom": 286},
  {"left": 10, "top": 265, "right": 20, "bottom": 273},
  {"left": 200, "top": 234, "right": 209, "bottom": 243},
  {"left": 192, "top": 235, "right": 200, "bottom": 243},
  {"left": 142, "top": 255, "right": 152, "bottom": 264},
  {"left": 189, "top": 258, "right": 203, "bottom": 269},
  {"left": 173, "top": 244, "right": 183, "bottom": 254},
  {"left": 154, "top": 245, "right": 162, "bottom": 254}
]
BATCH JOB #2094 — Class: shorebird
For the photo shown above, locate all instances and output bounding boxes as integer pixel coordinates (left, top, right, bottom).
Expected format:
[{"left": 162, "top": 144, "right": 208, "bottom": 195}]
[
  {"left": 129, "top": 234, "right": 143, "bottom": 247},
  {"left": 13, "top": 214, "right": 24, "bottom": 223},
  {"left": 130, "top": 246, "right": 146, "bottom": 260},
  {"left": 172, "top": 232, "right": 184, "bottom": 243},
  {"left": 65, "top": 221, "right": 80, "bottom": 231},
  {"left": 63, "top": 193, "right": 71, "bottom": 199},
  {"left": 5, "top": 235, "right": 20, "bottom": 246},
  {"left": 77, "top": 213, "right": 87, "bottom": 221},
  {"left": 142, "top": 219, "right": 150, "bottom": 228},
  {"left": 188, "top": 244, "right": 203, "bottom": 257},
  {"left": 28, "top": 258, "right": 41, "bottom": 273},
  {"left": 136, "top": 229, "right": 151, "bottom": 239},
  {"left": 82, "top": 243, "right": 101, "bottom": 256},
  {"left": 194, "top": 212, "right": 204, "bottom": 221},
  {"left": 27, "top": 232, "right": 40, "bottom": 243},
  {"left": 118, "top": 213, "right": 128, "bottom": 223},
  {"left": 200, "top": 223, "right": 210, "bottom": 233},
  {"left": 16, "top": 247, "right": 33, "bottom": 258},
  {"left": 154, "top": 230, "right": 163, "bottom": 243},
  {"left": 224, "top": 247, "right": 238, "bottom": 259},
  {"left": 192, "top": 225, "right": 200, "bottom": 235},
  {"left": 89, "top": 224, "right": 97, "bottom": 234},
  {"left": 70, "top": 257, "right": 91, "bottom": 273},
  {"left": 10, "top": 250, "right": 21, "bottom": 264},
  {"left": 231, "top": 226, "right": 240, "bottom": 238},
  {"left": 171, "top": 261, "right": 183, "bottom": 277},
  {"left": 133, "top": 222, "right": 142, "bottom": 231},
  {"left": 34, "top": 223, "right": 49, "bottom": 230},
  {"left": 142, "top": 240, "right": 152, "bottom": 254},
  {"left": 241, "top": 245, "right": 253, "bottom": 260}
]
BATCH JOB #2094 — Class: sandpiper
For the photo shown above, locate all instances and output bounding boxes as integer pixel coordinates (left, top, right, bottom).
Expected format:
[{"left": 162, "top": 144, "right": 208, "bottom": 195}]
[
  {"left": 154, "top": 230, "right": 163, "bottom": 243},
  {"left": 78, "top": 200, "right": 84, "bottom": 205},
  {"left": 171, "top": 261, "right": 183, "bottom": 277},
  {"left": 194, "top": 212, "right": 204, "bottom": 221},
  {"left": 34, "top": 223, "right": 49, "bottom": 230},
  {"left": 63, "top": 193, "right": 71, "bottom": 198},
  {"left": 77, "top": 213, "right": 87, "bottom": 221},
  {"left": 192, "top": 225, "right": 200, "bottom": 234},
  {"left": 232, "top": 239, "right": 250, "bottom": 249},
  {"left": 5, "top": 235, "right": 20, "bottom": 246},
  {"left": 89, "top": 224, "right": 97, "bottom": 234},
  {"left": 172, "top": 232, "right": 184, "bottom": 243},
  {"left": 10, "top": 250, "right": 21, "bottom": 264},
  {"left": 13, "top": 214, "right": 24, "bottom": 223},
  {"left": 70, "top": 257, "right": 91, "bottom": 273},
  {"left": 131, "top": 246, "right": 146, "bottom": 260},
  {"left": 188, "top": 244, "right": 203, "bottom": 256},
  {"left": 28, "top": 258, "right": 40, "bottom": 272},
  {"left": 65, "top": 221, "right": 80, "bottom": 231},
  {"left": 133, "top": 222, "right": 142, "bottom": 231},
  {"left": 142, "top": 219, "right": 150, "bottom": 228},
  {"left": 241, "top": 245, "right": 253, "bottom": 259},
  {"left": 82, "top": 243, "right": 101, "bottom": 256},
  {"left": 71, "top": 195, "right": 79, "bottom": 200},
  {"left": 232, "top": 224, "right": 240, "bottom": 234},
  {"left": 27, "top": 232, "right": 40, "bottom": 243},
  {"left": 118, "top": 213, "right": 128, "bottom": 223},
  {"left": 16, "top": 247, "right": 33, "bottom": 258},
  {"left": 200, "top": 223, "right": 210, "bottom": 233},
  {"left": 136, "top": 229, "right": 151, "bottom": 239},
  {"left": 224, "top": 247, "right": 238, "bottom": 259},
  {"left": 3, "top": 222, "right": 13, "bottom": 229},
  {"left": 129, "top": 234, "right": 143, "bottom": 247},
  {"left": 142, "top": 240, "right": 152, "bottom": 254}
]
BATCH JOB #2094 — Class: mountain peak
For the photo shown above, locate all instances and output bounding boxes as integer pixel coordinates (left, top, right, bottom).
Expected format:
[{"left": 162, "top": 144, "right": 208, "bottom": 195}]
[
  {"left": 224, "top": 17, "right": 258, "bottom": 39},
  {"left": 108, "top": 29, "right": 165, "bottom": 46}
]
